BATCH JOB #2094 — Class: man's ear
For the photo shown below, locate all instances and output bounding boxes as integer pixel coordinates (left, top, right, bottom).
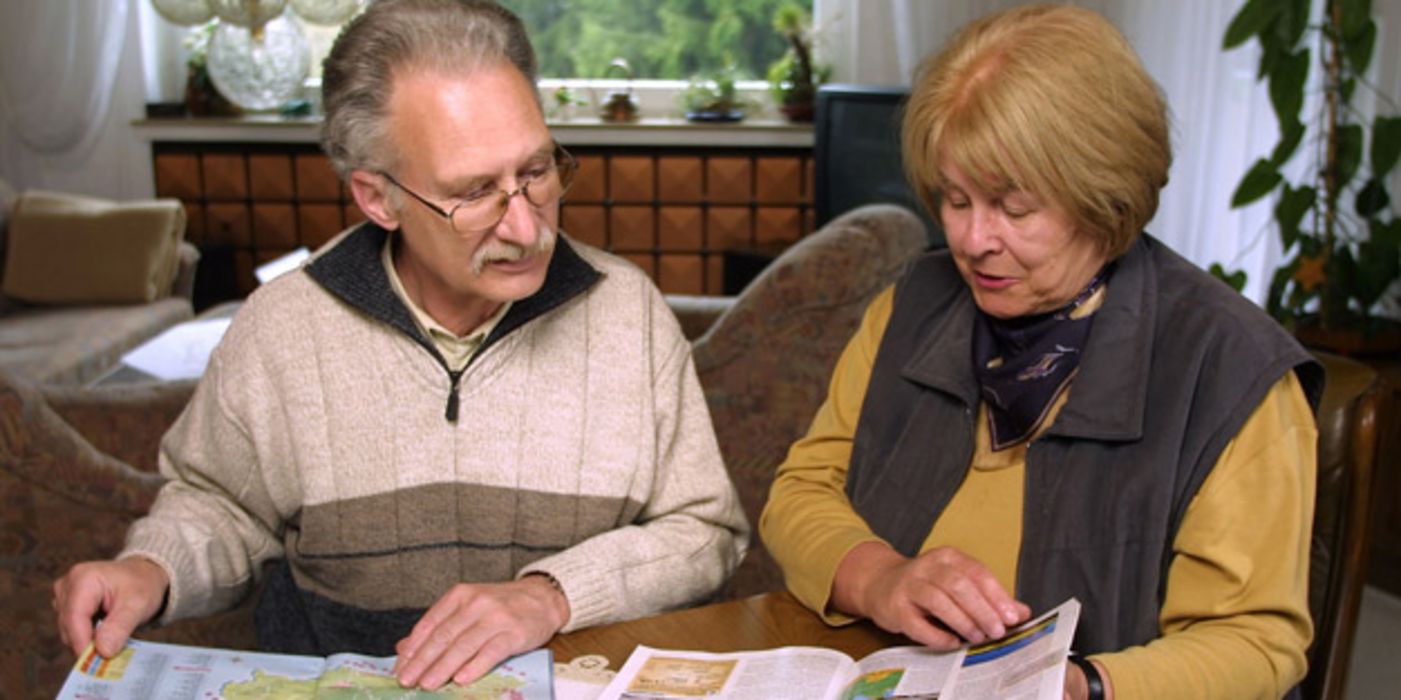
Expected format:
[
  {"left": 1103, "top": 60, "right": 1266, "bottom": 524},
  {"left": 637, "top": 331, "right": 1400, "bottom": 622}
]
[{"left": 349, "top": 169, "right": 401, "bottom": 231}]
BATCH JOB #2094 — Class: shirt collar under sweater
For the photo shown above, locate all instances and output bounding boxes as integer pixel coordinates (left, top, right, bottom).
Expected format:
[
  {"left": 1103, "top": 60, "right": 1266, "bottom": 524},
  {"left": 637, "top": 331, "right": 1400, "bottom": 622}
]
[{"left": 305, "top": 222, "right": 602, "bottom": 372}]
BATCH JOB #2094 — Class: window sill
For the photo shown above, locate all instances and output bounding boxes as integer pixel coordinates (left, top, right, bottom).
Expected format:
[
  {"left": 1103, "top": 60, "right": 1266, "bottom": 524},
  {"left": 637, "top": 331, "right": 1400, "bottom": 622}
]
[{"left": 132, "top": 115, "right": 812, "bottom": 148}]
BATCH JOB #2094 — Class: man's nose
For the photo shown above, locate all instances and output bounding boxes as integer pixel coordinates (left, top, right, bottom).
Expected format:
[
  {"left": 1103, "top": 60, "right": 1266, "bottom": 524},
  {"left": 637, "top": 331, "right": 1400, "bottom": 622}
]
[{"left": 494, "top": 189, "right": 541, "bottom": 246}]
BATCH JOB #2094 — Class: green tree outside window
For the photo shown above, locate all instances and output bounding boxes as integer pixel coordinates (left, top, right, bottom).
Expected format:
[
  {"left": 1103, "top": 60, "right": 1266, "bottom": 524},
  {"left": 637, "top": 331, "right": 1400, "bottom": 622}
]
[{"left": 504, "top": 0, "right": 808, "bottom": 80}]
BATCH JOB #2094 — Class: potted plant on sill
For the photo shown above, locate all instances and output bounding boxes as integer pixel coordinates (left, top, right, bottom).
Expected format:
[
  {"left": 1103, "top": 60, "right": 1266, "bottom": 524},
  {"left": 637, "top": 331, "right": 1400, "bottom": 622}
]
[
  {"left": 766, "top": 2, "right": 829, "bottom": 123},
  {"left": 1222, "top": 0, "right": 1401, "bottom": 355},
  {"left": 183, "top": 21, "right": 235, "bottom": 117},
  {"left": 681, "top": 64, "right": 749, "bottom": 123}
]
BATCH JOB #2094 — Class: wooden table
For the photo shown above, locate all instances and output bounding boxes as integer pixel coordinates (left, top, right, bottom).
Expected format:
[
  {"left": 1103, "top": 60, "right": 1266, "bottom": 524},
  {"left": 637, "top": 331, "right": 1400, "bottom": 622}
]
[{"left": 547, "top": 591, "right": 906, "bottom": 670}]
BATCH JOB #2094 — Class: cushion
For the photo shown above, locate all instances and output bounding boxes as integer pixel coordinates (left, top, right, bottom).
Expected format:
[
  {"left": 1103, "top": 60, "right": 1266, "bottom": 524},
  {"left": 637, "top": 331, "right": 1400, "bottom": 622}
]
[{"left": 1, "top": 191, "right": 186, "bottom": 304}]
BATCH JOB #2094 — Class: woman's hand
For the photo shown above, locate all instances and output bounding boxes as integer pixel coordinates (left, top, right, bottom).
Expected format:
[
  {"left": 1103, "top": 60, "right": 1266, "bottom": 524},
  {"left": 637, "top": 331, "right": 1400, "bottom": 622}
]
[
  {"left": 1063, "top": 657, "right": 1113, "bottom": 700},
  {"left": 832, "top": 542, "right": 1030, "bottom": 650}
]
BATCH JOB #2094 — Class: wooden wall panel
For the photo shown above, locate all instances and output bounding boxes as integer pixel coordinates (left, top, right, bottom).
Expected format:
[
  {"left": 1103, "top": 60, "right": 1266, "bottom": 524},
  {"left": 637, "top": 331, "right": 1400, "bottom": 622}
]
[
  {"left": 154, "top": 153, "right": 201, "bottom": 200},
  {"left": 153, "top": 143, "right": 812, "bottom": 309},
  {"left": 252, "top": 203, "right": 297, "bottom": 249},
  {"left": 202, "top": 154, "right": 247, "bottom": 200},
  {"left": 249, "top": 154, "right": 295, "bottom": 200}
]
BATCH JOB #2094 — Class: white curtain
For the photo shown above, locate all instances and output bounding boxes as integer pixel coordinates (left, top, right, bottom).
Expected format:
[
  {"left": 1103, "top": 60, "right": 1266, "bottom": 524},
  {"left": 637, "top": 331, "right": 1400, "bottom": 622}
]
[
  {"left": 0, "top": 0, "right": 154, "bottom": 199},
  {"left": 812, "top": 0, "right": 1335, "bottom": 306}
]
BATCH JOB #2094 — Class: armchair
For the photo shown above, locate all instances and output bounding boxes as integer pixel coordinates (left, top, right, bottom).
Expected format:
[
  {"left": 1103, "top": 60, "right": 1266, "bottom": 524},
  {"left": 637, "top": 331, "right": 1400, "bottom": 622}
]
[
  {"left": 0, "top": 188, "right": 201, "bottom": 386},
  {"left": 1304, "top": 351, "right": 1385, "bottom": 700},
  {"left": 691, "top": 204, "right": 930, "bottom": 599},
  {"left": 0, "top": 372, "right": 257, "bottom": 700}
]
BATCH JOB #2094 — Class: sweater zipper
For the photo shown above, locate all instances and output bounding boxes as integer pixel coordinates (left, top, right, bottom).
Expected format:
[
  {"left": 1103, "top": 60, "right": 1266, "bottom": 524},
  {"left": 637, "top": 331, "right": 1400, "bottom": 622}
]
[{"left": 445, "top": 368, "right": 464, "bottom": 422}]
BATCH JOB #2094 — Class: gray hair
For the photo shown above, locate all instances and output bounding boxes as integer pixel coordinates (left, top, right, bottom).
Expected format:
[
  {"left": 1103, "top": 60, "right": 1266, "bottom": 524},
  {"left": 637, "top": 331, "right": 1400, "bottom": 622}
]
[{"left": 320, "top": 0, "right": 539, "bottom": 178}]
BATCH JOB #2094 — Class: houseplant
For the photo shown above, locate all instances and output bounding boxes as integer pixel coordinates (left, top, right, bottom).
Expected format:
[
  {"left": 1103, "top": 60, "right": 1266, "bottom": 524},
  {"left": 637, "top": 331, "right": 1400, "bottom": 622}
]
[
  {"left": 1223, "top": 0, "right": 1401, "bottom": 352},
  {"left": 681, "top": 64, "right": 748, "bottom": 122},
  {"left": 182, "top": 21, "right": 234, "bottom": 116},
  {"left": 766, "top": 2, "right": 829, "bottom": 123}
]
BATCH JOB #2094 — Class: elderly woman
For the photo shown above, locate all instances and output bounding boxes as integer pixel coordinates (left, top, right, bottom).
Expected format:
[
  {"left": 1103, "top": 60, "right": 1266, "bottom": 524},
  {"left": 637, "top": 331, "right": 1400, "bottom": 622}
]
[{"left": 759, "top": 5, "right": 1322, "bottom": 700}]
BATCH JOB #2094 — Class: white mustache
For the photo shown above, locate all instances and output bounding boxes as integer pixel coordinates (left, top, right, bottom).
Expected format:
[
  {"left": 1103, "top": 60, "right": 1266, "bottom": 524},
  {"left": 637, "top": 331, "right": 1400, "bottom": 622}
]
[{"left": 470, "top": 225, "right": 557, "bottom": 275}]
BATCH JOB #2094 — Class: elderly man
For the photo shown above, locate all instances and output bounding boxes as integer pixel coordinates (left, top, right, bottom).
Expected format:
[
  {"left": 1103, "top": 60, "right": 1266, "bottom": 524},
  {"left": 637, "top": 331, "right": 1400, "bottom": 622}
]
[{"left": 53, "top": 0, "right": 748, "bottom": 691}]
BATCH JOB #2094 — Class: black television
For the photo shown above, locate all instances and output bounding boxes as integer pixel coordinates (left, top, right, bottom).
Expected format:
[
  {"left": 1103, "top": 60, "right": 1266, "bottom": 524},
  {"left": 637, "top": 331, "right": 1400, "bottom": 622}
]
[{"left": 812, "top": 84, "right": 943, "bottom": 247}]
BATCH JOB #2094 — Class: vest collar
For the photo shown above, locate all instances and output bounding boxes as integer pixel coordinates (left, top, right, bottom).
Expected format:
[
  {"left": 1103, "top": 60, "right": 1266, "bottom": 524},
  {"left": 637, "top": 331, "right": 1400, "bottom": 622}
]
[
  {"left": 305, "top": 222, "right": 602, "bottom": 361},
  {"left": 899, "top": 237, "right": 1157, "bottom": 443}
]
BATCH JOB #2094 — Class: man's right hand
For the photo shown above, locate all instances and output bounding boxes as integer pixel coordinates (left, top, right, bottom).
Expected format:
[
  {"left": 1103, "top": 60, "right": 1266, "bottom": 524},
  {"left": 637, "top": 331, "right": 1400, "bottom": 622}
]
[
  {"left": 53, "top": 557, "right": 170, "bottom": 658},
  {"left": 832, "top": 542, "right": 1030, "bottom": 650}
]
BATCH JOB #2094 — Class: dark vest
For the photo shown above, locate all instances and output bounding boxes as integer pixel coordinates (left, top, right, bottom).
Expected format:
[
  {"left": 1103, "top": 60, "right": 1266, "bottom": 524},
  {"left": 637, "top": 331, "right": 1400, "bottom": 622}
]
[{"left": 845, "top": 235, "right": 1322, "bottom": 653}]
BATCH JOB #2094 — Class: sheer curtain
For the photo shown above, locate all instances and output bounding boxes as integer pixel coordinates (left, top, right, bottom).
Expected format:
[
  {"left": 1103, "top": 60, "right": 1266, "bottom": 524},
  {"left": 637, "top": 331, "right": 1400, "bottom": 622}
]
[
  {"left": 813, "top": 0, "right": 1306, "bottom": 305},
  {"left": 0, "top": 0, "right": 154, "bottom": 199}
]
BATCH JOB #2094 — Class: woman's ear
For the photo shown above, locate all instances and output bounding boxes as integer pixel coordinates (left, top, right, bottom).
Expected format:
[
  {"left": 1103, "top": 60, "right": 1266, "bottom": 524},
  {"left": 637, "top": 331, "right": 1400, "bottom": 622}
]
[{"left": 348, "top": 170, "right": 402, "bottom": 231}]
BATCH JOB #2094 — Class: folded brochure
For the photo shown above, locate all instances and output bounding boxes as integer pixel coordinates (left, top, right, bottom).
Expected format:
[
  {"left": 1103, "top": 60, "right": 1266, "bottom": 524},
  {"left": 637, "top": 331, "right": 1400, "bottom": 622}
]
[{"left": 597, "top": 598, "right": 1080, "bottom": 700}]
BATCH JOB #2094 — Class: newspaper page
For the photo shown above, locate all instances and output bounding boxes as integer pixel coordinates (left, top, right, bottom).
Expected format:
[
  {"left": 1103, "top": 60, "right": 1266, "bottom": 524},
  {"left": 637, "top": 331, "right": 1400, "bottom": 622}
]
[
  {"left": 56, "top": 638, "right": 554, "bottom": 699},
  {"left": 945, "top": 598, "right": 1081, "bottom": 700},
  {"left": 596, "top": 643, "right": 966, "bottom": 700}
]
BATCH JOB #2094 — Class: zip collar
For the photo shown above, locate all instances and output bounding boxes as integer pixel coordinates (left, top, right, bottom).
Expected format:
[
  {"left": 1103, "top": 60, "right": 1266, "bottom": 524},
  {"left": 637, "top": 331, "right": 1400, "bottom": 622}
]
[{"left": 305, "top": 222, "right": 603, "bottom": 420}]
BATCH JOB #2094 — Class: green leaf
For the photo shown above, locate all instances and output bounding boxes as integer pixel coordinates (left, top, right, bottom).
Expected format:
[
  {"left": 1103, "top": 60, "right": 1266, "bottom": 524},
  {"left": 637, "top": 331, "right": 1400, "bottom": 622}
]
[
  {"left": 1355, "top": 179, "right": 1390, "bottom": 218},
  {"left": 1372, "top": 116, "right": 1401, "bottom": 174},
  {"left": 1342, "top": 77, "right": 1357, "bottom": 104},
  {"left": 1266, "top": 259, "right": 1300, "bottom": 321},
  {"left": 1268, "top": 49, "right": 1309, "bottom": 128},
  {"left": 1276, "top": 184, "right": 1316, "bottom": 249},
  {"left": 1336, "top": 124, "right": 1364, "bottom": 189},
  {"left": 1299, "top": 233, "right": 1325, "bottom": 257},
  {"left": 1344, "top": 20, "right": 1375, "bottom": 76},
  {"left": 1373, "top": 218, "right": 1401, "bottom": 246},
  {"left": 1271, "top": 116, "right": 1305, "bottom": 165},
  {"left": 1354, "top": 238, "right": 1400, "bottom": 309},
  {"left": 1209, "top": 263, "right": 1249, "bottom": 293},
  {"left": 1258, "top": 40, "right": 1282, "bottom": 81},
  {"left": 1278, "top": 0, "right": 1311, "bottom": 46},
  {"left": 1224, "top": 0, "right": 1283, "bottom": 49},
  {"left": 1231, "top": 159, "right": 1284, "bottom": 207},
  {"left": 1340, "top": 0, "right": 1372, "bottom": 40}
]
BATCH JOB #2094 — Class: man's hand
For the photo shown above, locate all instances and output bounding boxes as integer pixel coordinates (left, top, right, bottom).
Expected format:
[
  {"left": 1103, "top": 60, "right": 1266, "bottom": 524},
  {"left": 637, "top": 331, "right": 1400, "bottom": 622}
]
[
  {"left": 53, "top": 557, "right": 170, "bottom": 659},
  {"left": 832, "top": 542, "right": 1030, "bottom": 650},
  {"left": 394, "top": 575, "right": 569, "bottom": 690}
]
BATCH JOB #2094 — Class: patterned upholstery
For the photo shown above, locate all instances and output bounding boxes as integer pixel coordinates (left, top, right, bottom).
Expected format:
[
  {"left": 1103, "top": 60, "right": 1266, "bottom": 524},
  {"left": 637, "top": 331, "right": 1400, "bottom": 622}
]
[
  {"left": 0, "top": 371, "right": 261, "bottom": 700},
  {"left": 694, "top": 204, "right": 930, "bottom": 599}
]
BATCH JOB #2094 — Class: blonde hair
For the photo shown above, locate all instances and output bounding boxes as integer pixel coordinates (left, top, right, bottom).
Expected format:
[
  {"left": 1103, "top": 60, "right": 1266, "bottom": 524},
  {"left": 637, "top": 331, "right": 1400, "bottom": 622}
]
[{"left": 901, "top": 4, "right": 1171, "bottom": 258}]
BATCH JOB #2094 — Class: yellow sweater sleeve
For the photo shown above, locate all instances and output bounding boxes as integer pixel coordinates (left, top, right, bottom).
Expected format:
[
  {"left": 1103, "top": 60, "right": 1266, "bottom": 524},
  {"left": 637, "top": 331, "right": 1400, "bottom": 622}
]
[
  {"left": 1095, "top": 373, "right": 1317, "bottom": 699},
  {"left": 758, "top": 287, "right": 895, "bottom": 623}
]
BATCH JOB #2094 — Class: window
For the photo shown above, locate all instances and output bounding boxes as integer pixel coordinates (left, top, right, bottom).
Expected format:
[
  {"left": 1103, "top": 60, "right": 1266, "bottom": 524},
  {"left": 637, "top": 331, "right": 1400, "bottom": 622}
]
[{"left": 503, "top": 0, "right": 808, "bottom": 81}]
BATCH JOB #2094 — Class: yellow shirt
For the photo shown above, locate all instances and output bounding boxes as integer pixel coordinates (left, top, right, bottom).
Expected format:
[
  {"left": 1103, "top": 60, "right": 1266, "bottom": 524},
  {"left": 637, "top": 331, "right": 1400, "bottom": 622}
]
[{"left": 760, "top": 286, "right": 1316, "bottom": 699}]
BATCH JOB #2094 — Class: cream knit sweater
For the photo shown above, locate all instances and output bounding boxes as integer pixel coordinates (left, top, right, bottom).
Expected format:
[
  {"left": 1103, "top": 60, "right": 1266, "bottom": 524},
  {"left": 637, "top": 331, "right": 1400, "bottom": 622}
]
[{"left": 122, "top": 228, "right": 748, "bottom": 649}]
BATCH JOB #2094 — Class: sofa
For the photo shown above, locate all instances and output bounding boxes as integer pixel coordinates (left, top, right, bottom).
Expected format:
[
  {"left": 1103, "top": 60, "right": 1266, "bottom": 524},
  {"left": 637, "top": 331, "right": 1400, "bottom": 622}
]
[
  {"left": 0, "top": 188, "right": 199, "bottom": 387},
  {"left": 0, "top": 203, "right": 930, "bottom": 698}
]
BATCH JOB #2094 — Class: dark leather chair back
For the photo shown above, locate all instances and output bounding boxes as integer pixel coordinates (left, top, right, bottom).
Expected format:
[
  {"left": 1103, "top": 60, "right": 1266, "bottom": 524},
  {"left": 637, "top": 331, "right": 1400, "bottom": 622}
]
[{"left": 1305, "top": 351, "right": 1385, "bottom": 700}]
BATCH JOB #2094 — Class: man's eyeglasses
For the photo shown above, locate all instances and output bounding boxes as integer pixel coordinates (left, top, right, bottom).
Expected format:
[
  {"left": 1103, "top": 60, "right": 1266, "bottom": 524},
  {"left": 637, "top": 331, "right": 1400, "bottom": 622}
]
[{"left": 379, "top": 144, "right": 577, "bottom": 234}]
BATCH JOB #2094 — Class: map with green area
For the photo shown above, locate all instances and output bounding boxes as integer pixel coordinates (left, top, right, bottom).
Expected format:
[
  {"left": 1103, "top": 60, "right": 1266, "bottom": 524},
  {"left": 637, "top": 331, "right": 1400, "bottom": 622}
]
[{"left": 223, "top": 665, "right": 528, "bottom": 699}]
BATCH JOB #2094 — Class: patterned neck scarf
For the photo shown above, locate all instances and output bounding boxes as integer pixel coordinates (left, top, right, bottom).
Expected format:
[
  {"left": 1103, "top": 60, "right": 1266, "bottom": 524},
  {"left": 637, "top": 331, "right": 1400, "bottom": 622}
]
[{"left": 972, "top": 267, "right": 1110, "bottom": 451}]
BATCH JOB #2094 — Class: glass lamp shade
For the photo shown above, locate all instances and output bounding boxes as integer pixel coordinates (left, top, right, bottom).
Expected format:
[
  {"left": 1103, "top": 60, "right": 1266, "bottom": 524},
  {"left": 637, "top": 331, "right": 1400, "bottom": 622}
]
[
  {"left": 208, "top": 0, "right": 289, "bottom": 29},
  {"left": 151, "top": 0, "right": 214, "bottom": 25},
  {"left": 206, "top": 13, "right": 311, "bottom": 111},
  {"left": 290, "top": 0, "right": 362, "bottom": 25}
]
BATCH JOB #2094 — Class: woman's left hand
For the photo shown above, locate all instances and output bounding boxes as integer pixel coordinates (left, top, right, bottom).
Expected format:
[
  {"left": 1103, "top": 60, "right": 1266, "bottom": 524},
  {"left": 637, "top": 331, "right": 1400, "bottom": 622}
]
[{"left": 831, "top": 541, "right": 1030, "bottom": 649}]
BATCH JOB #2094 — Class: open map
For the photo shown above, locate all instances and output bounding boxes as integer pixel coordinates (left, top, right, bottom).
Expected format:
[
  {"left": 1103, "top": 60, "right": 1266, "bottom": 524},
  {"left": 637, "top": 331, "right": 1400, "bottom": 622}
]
[{"left": 57, "top": 638, "right": 553, "bottom": 700}]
